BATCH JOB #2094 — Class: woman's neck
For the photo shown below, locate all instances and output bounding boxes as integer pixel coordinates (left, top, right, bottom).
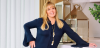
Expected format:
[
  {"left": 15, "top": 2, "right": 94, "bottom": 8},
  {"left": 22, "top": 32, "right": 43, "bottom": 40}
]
[
  {"left": 48, "top": 17, "right": 55, "bottom": 21},
  {"left": 47, "top": 16, "right": 55, "bottom": 25}
]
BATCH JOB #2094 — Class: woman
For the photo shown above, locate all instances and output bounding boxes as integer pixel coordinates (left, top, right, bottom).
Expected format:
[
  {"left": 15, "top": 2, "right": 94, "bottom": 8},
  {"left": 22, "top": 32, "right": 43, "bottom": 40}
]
[{"left": 23, "top": 1, "right": 97, "bottom": 48}]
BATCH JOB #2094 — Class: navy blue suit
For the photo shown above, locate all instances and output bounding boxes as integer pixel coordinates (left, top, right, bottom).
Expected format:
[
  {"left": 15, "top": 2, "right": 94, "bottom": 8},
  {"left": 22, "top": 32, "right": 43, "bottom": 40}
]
[{"left": 23, "top": 18, "right": 89, "bottom": 48}]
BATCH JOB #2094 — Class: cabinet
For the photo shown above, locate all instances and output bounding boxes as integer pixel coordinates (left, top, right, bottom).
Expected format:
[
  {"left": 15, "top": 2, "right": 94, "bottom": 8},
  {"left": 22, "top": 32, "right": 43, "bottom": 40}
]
[
  {"left": 56, "top": 0, "right": 89, "bottom": 43},
  {"left": 55, "top": 1, "right": 76, "bottom": 43}
]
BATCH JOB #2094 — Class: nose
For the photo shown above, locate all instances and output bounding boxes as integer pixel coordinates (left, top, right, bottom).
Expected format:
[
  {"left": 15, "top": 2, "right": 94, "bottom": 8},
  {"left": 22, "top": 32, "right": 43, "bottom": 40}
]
[{"left": 50, "top": 9, "right": 54, "bottom": 12}]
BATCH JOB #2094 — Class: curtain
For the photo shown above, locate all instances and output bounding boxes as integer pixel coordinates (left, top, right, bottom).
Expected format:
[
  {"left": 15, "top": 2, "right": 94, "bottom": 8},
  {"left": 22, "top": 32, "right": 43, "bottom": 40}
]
[{"left": 0, "top": 0, "right": 39, "bottom": 48}]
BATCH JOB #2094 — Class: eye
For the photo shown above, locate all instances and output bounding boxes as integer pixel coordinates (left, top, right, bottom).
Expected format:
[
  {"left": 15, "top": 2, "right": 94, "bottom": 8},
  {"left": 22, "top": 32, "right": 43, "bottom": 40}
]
[
  {"left": 47, "top": 9, "right": 50, "bottom": 11},
  {"left": 52, "top": 8, "right": 55, "bottom": 9}
]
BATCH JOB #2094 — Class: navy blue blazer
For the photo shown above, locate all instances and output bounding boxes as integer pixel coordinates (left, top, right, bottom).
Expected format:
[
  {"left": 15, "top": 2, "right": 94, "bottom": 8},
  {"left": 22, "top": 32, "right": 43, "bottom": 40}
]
[{"left": 23, "top": 18, "right": 89, "bottom": 48}]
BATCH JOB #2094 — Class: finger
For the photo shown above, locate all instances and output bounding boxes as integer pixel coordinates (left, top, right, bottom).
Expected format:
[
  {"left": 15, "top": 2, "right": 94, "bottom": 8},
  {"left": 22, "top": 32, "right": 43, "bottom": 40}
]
[
  {"left": 91, "top": 43, "right": 94, "bottom": 45},
  {"left": 92, "top": 44, "right": 97, "bottom": 47},
  {"left": 90, "top": 45, "right": 93, "bottom": 47},
  {"left": 94, "top": 44, "right": 97, "bottom": 47},
  {"left": 90, "top": 44, "right": 94, "bottom": 47},
  {"left": 29, "top": 43, "right": 32, "bottom": 46},
  {"left": 33, "top": 44, "right": 35, "bottom": 47},
  {"left": 31, "top": 44, "right": 33, "bottom": 48},
  {"left": 34, "top": 43, "right": 36, "bottom": 47},
  {"left": 92, "top": 45, "right": 97, "bottom": 47},
  {"left": 91, "top": 43, "right": 95, "bottom": 46},
  {"left": 89, "top": 45, "right": 92, "bottom": 47}
]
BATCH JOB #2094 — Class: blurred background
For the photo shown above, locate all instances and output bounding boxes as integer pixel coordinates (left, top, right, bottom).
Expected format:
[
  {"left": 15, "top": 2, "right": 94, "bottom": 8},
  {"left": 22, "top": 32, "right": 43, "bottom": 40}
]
[{"left": 0, "top": 0, "right": 100, "bottom": 48}]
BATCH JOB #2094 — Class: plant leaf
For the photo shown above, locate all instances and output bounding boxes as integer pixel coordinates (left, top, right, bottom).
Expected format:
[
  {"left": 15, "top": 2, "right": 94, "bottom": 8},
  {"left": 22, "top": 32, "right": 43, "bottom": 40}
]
[
  {"left": 89, "top": 7, "right": 91, "bottom": 10},
  {"left": 94, "top": 3, "right": 97, "bottom": 7},
  {"left": 99, "top": 20, "right": 100, "bottom": 23},
  {"left": 98, "top": 15, "right": 100, "bottom": 17},
  {"left": 95, "top": 17, "right": 98, "bottom": 20},
  {"left": 95, "top": 14, "right": 97, "bottom": 17}
]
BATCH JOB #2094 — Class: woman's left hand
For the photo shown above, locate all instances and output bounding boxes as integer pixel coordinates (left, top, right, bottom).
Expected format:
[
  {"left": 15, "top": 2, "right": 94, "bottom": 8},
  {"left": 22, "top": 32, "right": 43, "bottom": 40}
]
[{"left": 89, "top": 43, "right": 97, "bottom": 48}]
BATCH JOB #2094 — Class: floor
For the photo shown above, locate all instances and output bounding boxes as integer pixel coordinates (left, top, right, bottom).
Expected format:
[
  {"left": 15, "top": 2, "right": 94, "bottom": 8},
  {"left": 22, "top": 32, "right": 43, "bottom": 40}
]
[{"left": 58, "top": 38, "right": 100, "bottom": 48}]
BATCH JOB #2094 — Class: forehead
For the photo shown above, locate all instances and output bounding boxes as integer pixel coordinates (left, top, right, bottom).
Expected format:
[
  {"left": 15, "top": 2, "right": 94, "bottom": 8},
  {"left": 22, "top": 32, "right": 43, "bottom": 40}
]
[{"left": 47, "top": 4, "right": 55, "bottom": 9}]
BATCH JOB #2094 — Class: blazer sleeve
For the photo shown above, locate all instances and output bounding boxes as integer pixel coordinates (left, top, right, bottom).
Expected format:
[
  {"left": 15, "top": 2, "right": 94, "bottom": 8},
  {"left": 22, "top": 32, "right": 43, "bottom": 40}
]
[
  {"left": 62, "top": 20, "right": 89, "bottom": 47},
  {"left": 23, "top": 18, "right": 38, "bottom": 47}
]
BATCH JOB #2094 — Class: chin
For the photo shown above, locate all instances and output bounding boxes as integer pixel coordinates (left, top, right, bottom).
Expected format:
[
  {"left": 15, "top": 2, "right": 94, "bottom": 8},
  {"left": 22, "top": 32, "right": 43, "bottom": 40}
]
[
  {"left": 50, "top": 15, "right": 55, "bottom": 18},
  {"left": 50, "top": 15, "right": 55, "bottom": 17}
]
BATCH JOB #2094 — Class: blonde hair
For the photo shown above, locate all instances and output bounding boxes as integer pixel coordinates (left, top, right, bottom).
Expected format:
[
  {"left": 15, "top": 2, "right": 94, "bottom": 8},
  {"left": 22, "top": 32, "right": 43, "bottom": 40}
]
[{"left": 40, "top": 1, "right": 64, "bottom": 31}]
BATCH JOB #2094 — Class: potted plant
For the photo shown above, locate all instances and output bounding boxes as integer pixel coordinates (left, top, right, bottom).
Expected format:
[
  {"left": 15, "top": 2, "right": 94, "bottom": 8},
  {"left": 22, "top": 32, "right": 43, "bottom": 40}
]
[{"left": 89, "top": 3, "right": 100, "bottom": 23}]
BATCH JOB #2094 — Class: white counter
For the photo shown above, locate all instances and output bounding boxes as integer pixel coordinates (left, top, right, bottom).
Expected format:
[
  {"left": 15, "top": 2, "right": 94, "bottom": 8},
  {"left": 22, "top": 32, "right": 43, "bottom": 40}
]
[{"left": 58, "top": 43, "right": 90, "bottom": 48}]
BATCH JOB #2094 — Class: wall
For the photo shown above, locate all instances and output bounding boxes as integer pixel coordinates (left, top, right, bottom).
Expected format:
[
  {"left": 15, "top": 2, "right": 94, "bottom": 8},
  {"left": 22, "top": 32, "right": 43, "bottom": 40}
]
[
  {"left": 83, "top": 3, "right": 100, "bottom": 38},
  {"left": 71, "top": 0, "right": 89, "bottom": 3},
  {"left": 90, "top": 0, "right": 100, "bottom": 1}
]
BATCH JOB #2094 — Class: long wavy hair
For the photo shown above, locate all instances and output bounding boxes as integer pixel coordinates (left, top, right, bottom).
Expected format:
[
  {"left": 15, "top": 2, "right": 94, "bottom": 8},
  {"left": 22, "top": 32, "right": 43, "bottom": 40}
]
[{"left": 40, "top": 1, "right": 64, "bottom": 31}]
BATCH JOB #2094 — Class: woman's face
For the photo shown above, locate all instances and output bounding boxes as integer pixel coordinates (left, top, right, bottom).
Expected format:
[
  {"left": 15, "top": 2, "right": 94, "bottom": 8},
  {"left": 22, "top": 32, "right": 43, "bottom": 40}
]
[{"left": 46, "top": 5, "right": 56, "bottom": 18}]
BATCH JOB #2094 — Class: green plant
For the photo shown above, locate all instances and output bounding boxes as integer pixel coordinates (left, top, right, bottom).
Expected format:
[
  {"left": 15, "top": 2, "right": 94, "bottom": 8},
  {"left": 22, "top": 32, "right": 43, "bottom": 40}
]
[{"left": 89, "top": 3, "right": 100, "bottom": 23}]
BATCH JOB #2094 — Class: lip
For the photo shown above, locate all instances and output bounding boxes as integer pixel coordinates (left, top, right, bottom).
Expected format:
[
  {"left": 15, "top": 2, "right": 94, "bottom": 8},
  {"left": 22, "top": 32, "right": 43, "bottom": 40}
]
[
  {"left": 51, "top": 14, "right": 54, "bottom": 15},
  {"left": 50, "top": 12, "right": 54, "bottom": 15}
]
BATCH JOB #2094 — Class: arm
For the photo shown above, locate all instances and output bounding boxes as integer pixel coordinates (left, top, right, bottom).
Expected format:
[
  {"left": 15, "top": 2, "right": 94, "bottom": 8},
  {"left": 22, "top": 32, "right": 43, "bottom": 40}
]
[
  {"left": 23, "top": 18, "right": 38, "bottom": 47},
  {"left": 62, "top": 20, "right": 89, "bottom": 47}
]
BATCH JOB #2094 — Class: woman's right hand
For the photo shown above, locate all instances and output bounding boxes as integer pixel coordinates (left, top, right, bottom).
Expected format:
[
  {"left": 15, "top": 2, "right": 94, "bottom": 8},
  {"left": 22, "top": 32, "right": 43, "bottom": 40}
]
[{"left": 29, "top": 41, "right": 35, "bottom": 48}]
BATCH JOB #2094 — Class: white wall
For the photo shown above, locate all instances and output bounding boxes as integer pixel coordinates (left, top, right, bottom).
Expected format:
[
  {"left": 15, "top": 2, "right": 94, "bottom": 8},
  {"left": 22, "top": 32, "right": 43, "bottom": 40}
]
[
  {"left": 0, "top": 0, "right": 39, "bottom": 48},
  {"left": 70, "top": 0, "right": 100, "bottom": 38},
  {"left": 83, "top": 3, "right": 100, "bottom": 38},
  {"left": 71, "top": 0, "right": 89, "bottom": 3},
  {"left": 90, "top": 0, "right": 100, "bottom": 2}
]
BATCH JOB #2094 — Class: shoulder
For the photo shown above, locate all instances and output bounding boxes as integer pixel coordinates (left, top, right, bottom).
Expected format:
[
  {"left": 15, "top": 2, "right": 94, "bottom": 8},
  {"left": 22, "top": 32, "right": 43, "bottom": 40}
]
[
  {"left": 37, "top": 18, "right": 43, "bottom": 22},
  {"left": 59, "top": 19, "right": 64, "bottom": 21},
  {"left": 34, "top": 18, "right": 43, "bottom": 24},
  {"left": 59, "top": 19, "right": 66, "bottom": 23},
  {"left": 59, "top": 19, "right": 68, "bottom": 26},
  {"left": 37, "top": 17, "right": 43, "bottom": 20},
  {"left": 34, "top": 18, "right": 43, "bottom": 20},
  {"left": 32, "top": 18, "right": 43, "bottom": 22},
  {"left": 26, "top": 18, "right": 43, "bottom": 24}
]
